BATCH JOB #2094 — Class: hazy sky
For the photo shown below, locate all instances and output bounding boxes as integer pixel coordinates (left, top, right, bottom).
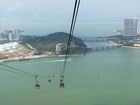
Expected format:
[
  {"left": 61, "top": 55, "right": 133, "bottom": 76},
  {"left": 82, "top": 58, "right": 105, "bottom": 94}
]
[
  {"left": 0, "top": 0, "right": 140, "bottom": 21},
  {"left": 0, "top": 0, "right": 140, "bottom": 35}
]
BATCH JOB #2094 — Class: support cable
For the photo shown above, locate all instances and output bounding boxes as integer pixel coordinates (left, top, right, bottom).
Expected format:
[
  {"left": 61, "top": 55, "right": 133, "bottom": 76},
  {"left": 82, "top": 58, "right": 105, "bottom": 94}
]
[
  {"left": 62, "top": 0, "right": 81, "bottom": 75},
  {"left": 0, "top": 63, "right": 48, "bottom": 78}
]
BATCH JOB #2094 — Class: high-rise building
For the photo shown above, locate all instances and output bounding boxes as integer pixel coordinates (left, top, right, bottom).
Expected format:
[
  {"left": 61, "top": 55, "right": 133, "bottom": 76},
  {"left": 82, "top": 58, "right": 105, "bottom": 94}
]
[
  {"left": 55, "top": 43, "right": 67, "bottom": 54},
  {"left": 124, "top": 17, "right": 138, "bottom": 36},
  {"left": 0, "top": 29, "right": 22, "bottom": 43},
  {"left": 11, "top": 29, "right": 21, "bottom": 41}
]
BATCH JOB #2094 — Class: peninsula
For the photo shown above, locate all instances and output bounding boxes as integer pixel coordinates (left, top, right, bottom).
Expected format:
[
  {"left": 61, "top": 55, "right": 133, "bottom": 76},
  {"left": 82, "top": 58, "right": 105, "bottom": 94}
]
[{"left": 0, "top": 32, "right": 90, "bottom": 62}]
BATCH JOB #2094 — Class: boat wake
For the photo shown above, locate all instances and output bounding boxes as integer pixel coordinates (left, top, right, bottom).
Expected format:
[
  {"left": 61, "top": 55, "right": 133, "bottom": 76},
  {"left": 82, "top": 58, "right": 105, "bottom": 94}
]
[{"left": 47, "top": 58, "right": 72, "bottom": 63}]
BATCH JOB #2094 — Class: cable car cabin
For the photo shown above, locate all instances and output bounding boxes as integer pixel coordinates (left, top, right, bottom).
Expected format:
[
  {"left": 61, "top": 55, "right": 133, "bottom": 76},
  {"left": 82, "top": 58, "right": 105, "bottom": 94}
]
[
  {"left": 60, "top": 79, "right": 65, "bottom": 88},
  {"left": 35, "top": 80, "right": 40, "bottom": 89},
  {"left": 48, "top": 79, "right": 51, "bottom": 83},
  {"left": 60, "top": 82, "right": 65, "bottom": 88}
]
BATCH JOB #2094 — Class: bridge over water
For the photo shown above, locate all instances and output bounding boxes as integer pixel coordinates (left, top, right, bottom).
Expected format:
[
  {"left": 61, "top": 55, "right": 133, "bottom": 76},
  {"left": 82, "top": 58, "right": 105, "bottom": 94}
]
[
  {"left": 82, "top": 37, "right": 119, "bottom": 43},
  {"left": 81, "top": 37, "right": 122, "bottom": 51},
  {"left": 91, "top": 44, "right": 122, "bottom": 51}
]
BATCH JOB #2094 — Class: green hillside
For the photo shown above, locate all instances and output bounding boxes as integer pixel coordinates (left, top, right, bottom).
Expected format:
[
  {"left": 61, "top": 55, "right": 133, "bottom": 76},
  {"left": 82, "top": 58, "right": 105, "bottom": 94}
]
[{"left": 21, "top": 32, "right": 90, "bottom": 54}]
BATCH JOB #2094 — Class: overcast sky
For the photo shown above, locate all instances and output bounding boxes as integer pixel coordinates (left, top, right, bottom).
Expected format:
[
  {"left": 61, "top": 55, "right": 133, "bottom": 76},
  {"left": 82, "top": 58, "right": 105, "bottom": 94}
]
[
  {"left": 0, "top": 0, "right": 140, "bottom": 21},
  {"left": 0, "top": 0, "right": 140, "bottom": 34}
]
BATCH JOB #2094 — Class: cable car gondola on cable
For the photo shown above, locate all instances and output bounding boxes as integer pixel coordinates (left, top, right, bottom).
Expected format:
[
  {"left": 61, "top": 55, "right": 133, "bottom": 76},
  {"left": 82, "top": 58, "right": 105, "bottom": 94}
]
[{"left": 0, "top": 0, "right": 81, "bottom": 89}]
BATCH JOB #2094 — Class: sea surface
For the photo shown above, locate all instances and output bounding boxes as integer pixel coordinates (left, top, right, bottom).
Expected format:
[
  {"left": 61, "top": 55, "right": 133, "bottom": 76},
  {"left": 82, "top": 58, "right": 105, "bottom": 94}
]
[
  {"left": 0, "top": 42, "right": 140, "bottom": 105},
  {"left": 0, "top": 20, "right": 139, "bottom": 105},
  {"left": 17, "top": 21, "right": 123, "bottom": 37}
]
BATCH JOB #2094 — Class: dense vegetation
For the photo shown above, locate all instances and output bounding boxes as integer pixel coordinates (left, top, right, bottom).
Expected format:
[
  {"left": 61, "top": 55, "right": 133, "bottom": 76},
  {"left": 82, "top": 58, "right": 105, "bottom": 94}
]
[{"left": 20, "top": 32, "right": 90, "bottom": 54}]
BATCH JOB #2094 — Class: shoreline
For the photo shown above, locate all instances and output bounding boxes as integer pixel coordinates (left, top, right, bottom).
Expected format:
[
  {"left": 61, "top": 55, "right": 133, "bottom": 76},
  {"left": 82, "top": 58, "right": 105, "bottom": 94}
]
[
  {"left": 122, "top": 46, "right": 140, "bottom": 49},
  {"left": 1, "top": 46, "right": 140, "bottom": 63},
  {"left": 110, "top": 40, "right": 140, "bottom": 49},
  {"left": 0, "top": 53, "right": 85, "bottom": 63},
  {"left": 0, "top": 54, "right": 49, "bottom": 63}
]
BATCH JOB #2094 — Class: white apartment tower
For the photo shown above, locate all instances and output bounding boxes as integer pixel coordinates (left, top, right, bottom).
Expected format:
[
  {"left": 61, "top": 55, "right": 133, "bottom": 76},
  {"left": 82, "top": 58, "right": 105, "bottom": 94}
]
[{"left": 124, "top": 17, "right": 138, "bottom": 36}]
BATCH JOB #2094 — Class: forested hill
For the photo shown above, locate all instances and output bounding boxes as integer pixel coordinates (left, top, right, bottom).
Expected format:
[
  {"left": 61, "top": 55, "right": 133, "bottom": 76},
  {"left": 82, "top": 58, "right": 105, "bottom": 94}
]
[{"left": 20, "top": 32, "right": 90, "bottom": 54}]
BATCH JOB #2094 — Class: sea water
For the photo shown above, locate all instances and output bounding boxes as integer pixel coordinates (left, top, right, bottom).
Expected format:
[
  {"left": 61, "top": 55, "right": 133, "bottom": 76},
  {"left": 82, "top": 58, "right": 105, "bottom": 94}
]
[
  {"left": 0, "top": 46, "right": 140, "bottom": 105},
  {"left": 0, "top": 21, "right": 139, "bottom": 105}
]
